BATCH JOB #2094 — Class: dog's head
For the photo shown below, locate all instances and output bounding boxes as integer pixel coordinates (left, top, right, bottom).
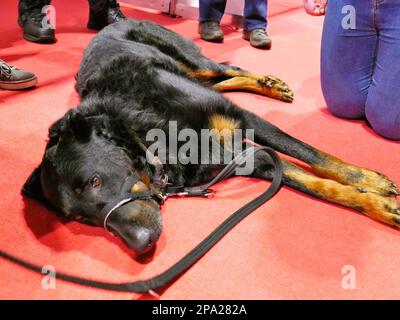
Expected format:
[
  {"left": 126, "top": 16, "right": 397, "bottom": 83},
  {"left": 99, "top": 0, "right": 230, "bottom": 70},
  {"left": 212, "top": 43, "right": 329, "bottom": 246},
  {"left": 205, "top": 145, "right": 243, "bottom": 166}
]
[{"left": 22, "top": 109, "right": 162, "bottom": 255}]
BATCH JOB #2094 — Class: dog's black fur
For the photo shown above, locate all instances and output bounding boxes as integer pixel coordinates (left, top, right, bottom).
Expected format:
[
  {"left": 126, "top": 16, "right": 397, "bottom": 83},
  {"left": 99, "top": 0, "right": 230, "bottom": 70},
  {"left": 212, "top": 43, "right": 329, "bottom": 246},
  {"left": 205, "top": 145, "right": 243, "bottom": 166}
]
[{"left": 23, "top": 19, "right": 400, "bottom": 255}]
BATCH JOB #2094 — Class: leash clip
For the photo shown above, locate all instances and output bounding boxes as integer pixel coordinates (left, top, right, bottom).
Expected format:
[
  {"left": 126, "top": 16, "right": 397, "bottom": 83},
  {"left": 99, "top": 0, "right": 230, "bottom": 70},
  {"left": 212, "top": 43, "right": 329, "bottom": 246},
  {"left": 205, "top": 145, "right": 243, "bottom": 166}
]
[
  {"left": 183, "top": 188, "right": 215, "bottom": 198},
  {"left": 202, "top": 189, "right": 215, "bottom": 198},
  {"left": 158, "top": 188, "right": 215, "bottom": 202}
]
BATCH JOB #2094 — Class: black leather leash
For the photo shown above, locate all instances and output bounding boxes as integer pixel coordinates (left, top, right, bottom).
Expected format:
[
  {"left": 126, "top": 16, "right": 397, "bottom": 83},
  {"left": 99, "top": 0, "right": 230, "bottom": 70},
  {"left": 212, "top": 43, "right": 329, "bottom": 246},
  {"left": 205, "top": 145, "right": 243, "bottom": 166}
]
[{"left": 0, "top": 146, "right": 283, "bottom": 297}]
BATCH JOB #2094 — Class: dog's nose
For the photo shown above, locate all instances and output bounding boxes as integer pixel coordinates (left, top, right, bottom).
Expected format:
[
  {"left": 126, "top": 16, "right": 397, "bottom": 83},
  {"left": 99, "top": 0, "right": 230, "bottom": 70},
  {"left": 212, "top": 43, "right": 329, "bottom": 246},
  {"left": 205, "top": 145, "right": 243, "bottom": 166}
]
[
  {"left": 124, "top": 226, "right": 155, "bottom": 254},
  {"left": 106, "top": 199, "right": 162, "bottom": 255}
]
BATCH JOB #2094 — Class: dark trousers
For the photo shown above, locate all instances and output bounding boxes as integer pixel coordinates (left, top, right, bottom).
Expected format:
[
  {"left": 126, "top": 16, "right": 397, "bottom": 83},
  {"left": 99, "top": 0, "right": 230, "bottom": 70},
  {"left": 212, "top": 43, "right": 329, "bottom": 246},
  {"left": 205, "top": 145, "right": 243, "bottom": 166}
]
[
  {"left": 89, "top": 0, "right": 110, "bottom": 13},
  {"left": 199, "top": 0, "right": 268, "bottom": 31},
  {"left": 20, "top": 0, "right": 111, "bottom": 13}
]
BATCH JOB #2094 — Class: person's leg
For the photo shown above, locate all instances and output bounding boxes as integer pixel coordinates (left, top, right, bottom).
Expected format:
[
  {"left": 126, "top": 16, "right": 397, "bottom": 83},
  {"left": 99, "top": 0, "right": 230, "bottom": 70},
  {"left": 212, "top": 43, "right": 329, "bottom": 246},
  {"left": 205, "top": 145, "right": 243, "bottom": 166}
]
[
  {"left": 88, "top": 0, "right": 109, "bottom": 13},
  {"left": 242, "top": 0, "right": 270, "bottom": 49},
  {"left": 87, "top": 0, "right": 125, "bottom": 31},
  {"left": 243, "top": 0, "right": 267, "bottom": 31},
  {"left": 199, "top": 0, "right": 227, "bottom": 23},
  {"left": 321, "top": 0, "right": 378, "bottom": 119},
  {"left": 364, "top": 0, "right": 400, "bottom": 140},
  {"left": 198, "top": 0, "right": 226, "bottom": 43}
]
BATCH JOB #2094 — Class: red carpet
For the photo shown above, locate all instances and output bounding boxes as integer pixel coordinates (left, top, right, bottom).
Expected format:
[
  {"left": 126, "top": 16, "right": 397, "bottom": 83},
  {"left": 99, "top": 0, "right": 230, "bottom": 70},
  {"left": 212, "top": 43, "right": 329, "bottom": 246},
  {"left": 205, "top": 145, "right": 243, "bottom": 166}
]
[{"left": 1, "top": 0, "right": 399, "bottom": 300}]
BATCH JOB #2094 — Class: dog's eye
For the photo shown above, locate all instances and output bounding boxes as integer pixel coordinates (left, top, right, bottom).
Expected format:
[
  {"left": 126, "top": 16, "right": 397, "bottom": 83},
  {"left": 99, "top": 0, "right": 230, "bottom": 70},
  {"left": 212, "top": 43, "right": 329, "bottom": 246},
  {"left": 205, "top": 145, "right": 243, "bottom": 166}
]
[{"left": 89, "top": 175, "right": 102, "bottom": 188}]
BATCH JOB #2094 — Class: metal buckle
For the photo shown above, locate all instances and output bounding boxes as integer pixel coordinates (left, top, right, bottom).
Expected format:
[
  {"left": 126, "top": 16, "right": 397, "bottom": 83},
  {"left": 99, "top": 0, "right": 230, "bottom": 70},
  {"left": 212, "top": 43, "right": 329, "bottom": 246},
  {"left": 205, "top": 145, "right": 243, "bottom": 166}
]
[
  {"left": 156, "top": 186, "right": 215, "bottom": 204},
  {"left": 175, "top": 191, "right": 189, "bottom": 197},
  {"left": 168, "top": 189, "right": 214, "bottom": 198},
  {"left": 156, "top": 192, "right": 168, "bottom": 204}
]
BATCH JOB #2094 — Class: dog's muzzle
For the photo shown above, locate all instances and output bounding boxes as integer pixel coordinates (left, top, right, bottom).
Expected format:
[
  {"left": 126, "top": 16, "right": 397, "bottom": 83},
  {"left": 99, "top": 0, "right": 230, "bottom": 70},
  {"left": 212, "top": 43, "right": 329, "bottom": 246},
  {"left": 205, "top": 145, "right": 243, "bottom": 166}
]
[
  {"left": 100, "top": 145, "right": 274, "bottom": 235},
  {"left": 99, "top": 174, "right": 159, "bottom": 234},
  {"left": 99, "top": 172, "right": 214, "bottom": 234}
]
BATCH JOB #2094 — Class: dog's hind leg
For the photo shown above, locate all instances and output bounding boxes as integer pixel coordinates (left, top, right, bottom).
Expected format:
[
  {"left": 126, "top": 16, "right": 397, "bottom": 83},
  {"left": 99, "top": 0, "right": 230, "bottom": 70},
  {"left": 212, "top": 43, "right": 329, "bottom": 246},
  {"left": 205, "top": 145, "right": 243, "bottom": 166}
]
[
  {"left": 179, "top": 63, "right": 294, "bottom": 103},
  {"left": 241, "top": 111, "right": 400, "bottom": 196},
  {"left": 212, "top": 75, "right": 294, "bottom": 103},
  {"left": 124, "top": 21, "right": 292, "bottom": 102},
  {"left": 244, "top": 150, "right": 400, "bottom": 227}
]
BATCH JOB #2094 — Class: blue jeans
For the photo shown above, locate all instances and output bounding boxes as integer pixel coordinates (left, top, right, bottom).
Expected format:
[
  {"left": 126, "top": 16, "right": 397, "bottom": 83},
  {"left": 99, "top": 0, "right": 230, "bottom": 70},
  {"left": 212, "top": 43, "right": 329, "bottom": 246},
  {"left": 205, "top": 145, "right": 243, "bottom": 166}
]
[
  {"left": 321, "top": 0, "right": 400, "bottom": 140},
  {"left": 199, "top": 0, "right": 268, "bottom": 31}
]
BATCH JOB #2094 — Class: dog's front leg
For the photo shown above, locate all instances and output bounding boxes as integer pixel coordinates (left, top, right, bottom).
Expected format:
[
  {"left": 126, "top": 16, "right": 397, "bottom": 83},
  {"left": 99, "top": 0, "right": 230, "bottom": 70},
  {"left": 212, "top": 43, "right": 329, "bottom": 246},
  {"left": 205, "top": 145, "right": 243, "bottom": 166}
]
[
  {"left": 242, "top": 110, "right": 400, "bottom": 196},
  {"left": 308, "top": 151, "right": 400, "bottom": 197},
  {"left": 247, "top": 153, "right": 400, "bottom": 228},
  {"left": 282, "top": 161, "right": 400, "bottom": 227}
]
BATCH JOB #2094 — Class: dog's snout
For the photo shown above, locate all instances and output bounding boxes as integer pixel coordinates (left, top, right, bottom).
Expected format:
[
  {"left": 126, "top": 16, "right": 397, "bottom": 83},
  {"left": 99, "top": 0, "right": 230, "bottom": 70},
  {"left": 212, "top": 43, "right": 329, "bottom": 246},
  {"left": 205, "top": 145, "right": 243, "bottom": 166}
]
[
  {"left": 124, "top": 226, "right": 155, "bottom": 254},
  {"left": 106, "top": 199, "right": 162, "bottom": 255}
]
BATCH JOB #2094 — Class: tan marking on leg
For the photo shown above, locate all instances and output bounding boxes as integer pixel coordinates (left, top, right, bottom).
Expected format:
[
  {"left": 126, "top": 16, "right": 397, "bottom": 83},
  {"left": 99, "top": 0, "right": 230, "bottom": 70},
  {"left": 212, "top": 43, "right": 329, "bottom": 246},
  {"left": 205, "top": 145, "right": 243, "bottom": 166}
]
[
  {"left": 213, "top": 76, "right": 294, "bottom": 102},
  {"left": 177, "top": 62, "right": 293, "bottom": 102},
  {"left": 311, "top": 151, "right": 400, "bottom": 196},
  {"left": 213, "top": 76, "right": 255, "bottom": 91},
  {"left": 283, "top": 160, "right": 400, "bottom": 227},
  {"left": 188, "top": 69, "right": 222, "bottom": 78},
  {"left": 222, "top": 70, "right": 272, "bottom": 81},
  {"left": 177, "top": 62, "right": 222, "bottom": 79}
]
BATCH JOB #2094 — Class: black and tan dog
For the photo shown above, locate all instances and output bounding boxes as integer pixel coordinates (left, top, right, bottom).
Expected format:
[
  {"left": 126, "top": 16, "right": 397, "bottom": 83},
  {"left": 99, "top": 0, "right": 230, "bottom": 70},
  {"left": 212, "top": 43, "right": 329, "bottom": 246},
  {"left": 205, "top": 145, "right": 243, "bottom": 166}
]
[{"left": 23, "top": 19, "right": 399, "bottom": 255}]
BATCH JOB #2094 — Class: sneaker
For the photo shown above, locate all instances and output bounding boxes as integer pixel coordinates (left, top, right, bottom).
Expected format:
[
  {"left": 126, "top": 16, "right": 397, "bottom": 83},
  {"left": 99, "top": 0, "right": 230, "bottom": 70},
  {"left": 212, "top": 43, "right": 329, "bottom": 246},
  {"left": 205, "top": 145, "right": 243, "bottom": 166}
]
[
  {"left": 0, "top": 60, "right": 37, "bottom": 90},
  {"left": 198, "top": 21, "right": 224, "bottom": 43},
  {"left": 87, "top": 0, "right": 126, "bottom": 31},
  {"left": 242, "top": 29, "right": 272, "bottom": 50},
  {"left": 18, "top": 0, "right": 55, "bottom": 43}
]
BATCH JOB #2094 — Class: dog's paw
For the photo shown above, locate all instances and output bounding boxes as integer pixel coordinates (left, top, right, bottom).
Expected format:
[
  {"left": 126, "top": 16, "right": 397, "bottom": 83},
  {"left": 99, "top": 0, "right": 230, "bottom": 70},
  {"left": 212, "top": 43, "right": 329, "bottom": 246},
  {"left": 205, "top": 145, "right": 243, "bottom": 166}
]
[
  {"left": 361, "top": 192, "right": 400, "bottom": 227},
  {"left": 258, "top": 75, "right": 294, "bottom": 102},
  {"left": 312, "top": 153, "right": 400, "bottom": 197},
  {"left": 353, "top": 168, "right": 400, "bottom": 197}
]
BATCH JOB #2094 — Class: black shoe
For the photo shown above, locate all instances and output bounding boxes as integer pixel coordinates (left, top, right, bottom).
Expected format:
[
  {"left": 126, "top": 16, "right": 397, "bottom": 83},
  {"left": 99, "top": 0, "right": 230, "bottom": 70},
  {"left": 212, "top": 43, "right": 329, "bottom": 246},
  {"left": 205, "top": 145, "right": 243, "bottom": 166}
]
[
  {"left": 0, "top": 60, "right": 37, "bottom": 90},
  {"left": 87, "top": 0, "right": 126, "bottom": 31},
  {"left": 242, "top": 29, "right": 272, "bottom": 50},
  {"left": 198, "top": 21, "right": 224, "bottom": 43},
  {"left": 18, "top": 0, "right": 55, "bottom": 43}
]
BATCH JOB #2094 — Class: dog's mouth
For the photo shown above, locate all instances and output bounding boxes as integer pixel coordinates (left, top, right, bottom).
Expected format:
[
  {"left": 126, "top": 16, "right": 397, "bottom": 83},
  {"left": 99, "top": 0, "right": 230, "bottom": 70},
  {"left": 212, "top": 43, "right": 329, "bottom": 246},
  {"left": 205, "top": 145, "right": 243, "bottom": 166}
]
[
  {"left": 100, "top": 176, "right": 163, "bottom": 255},
  {"left": 106, "top": 199, "right": 162, "bottom": 255}
]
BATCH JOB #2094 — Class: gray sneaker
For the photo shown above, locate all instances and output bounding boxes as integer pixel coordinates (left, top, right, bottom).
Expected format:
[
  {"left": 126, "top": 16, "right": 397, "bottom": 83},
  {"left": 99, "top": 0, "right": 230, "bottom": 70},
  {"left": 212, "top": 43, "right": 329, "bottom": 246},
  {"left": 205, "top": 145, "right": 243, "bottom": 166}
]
[
  {"left": 242, "top": 29, "right": 272, "bottom": 49},
  {"left": 198, "top": 21, "right": 224, "bottom": 43},
  {"left": 0, "top": 60, "right": 37, "bottom": 90}
]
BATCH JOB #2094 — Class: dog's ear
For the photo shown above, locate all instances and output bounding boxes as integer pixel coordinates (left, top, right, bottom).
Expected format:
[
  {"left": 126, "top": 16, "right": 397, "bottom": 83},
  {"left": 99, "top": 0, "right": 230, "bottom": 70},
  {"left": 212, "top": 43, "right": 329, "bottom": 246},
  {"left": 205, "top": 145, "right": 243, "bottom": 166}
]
[
  {"left": 47, "top": 109, "right": 75, "bottom": 148},
  {"left": 67, "top": 109, "right": 92, "bottom": 142},
  {"left": 49, "top": 109, "right": 92, "bottom": 144},
  {"left": 21, "top": 165, "right": 45, "bottom": 202}
]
